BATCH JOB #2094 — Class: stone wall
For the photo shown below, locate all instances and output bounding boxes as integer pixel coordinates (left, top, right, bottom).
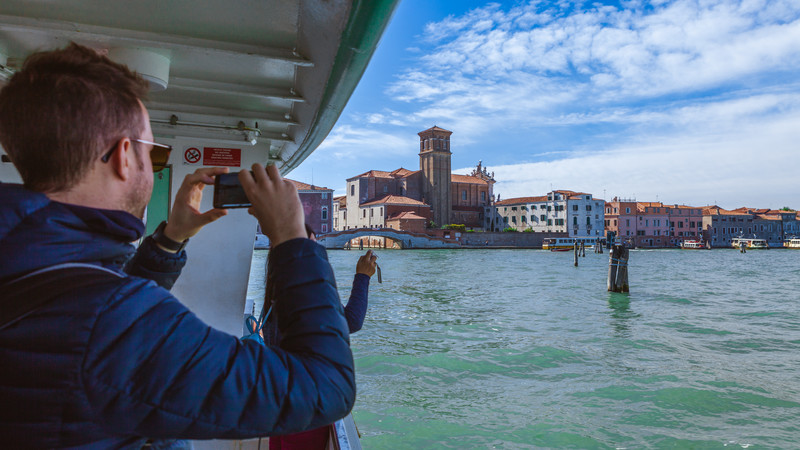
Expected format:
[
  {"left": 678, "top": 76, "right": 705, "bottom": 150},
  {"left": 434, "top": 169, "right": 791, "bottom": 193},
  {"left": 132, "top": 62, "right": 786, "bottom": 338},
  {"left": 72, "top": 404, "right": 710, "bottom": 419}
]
[{"left": 459, "top": 231, "right": 569, "bottom": 248}]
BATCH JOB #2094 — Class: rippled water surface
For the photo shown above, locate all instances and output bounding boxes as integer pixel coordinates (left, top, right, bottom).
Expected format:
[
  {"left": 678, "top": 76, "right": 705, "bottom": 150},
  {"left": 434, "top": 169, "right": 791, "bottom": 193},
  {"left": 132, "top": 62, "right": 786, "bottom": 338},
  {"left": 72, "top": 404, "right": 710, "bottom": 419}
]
[{"left": 249, "top": 249, "right": 800, "bottom": 449}]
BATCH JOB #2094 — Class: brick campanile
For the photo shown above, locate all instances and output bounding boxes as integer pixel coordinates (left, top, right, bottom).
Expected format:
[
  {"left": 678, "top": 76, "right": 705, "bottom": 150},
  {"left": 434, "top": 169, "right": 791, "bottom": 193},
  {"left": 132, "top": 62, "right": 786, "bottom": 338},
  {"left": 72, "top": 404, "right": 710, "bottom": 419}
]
[{"left": 418, "top": 126, "right": 452, "bottom": 226}]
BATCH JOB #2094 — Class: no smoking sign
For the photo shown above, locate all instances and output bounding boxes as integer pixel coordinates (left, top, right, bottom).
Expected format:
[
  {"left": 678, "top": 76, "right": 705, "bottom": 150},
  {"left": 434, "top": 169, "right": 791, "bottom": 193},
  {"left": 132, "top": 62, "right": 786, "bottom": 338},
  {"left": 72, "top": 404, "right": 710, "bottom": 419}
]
[{"left": 183, "top": 147, "right": 201, "bottom": 165}]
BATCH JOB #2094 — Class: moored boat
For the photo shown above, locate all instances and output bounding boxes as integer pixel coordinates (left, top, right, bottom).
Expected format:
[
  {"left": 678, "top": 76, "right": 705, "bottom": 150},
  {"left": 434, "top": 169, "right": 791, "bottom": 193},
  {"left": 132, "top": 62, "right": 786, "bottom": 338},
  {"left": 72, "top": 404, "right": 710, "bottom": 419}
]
[
  {"left": 543, "top": 237, "right": 600, "bottom": 250},
  {"left": 680, "top": 239, "right": 709, "bottom": 249},
  {"left": 784, "top": 238, "right": 800, "bottom": 249},
  {"left": 731, "top": 237, "right": 769, "bottom": 249}
]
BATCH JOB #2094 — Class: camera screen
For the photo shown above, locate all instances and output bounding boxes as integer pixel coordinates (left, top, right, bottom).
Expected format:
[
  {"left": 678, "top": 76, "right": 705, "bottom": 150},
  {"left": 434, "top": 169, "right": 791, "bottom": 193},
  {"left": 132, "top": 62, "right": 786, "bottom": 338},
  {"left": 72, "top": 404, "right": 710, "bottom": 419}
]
[{"left": 213, "top": 173, "right": 251, "bottom": 208}]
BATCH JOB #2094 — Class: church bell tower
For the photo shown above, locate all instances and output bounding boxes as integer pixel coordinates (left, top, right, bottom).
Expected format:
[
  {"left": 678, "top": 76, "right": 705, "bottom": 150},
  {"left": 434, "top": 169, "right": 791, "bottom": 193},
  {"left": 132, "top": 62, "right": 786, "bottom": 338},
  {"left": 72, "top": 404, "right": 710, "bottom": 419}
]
[{"left": 418, "top": 126, "right": 452, "bottom": 226}]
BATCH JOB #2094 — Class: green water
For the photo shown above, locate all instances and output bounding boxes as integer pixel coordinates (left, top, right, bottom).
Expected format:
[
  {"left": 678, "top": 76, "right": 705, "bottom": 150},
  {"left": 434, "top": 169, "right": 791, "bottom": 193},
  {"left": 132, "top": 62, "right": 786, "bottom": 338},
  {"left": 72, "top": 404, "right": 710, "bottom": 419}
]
[{"left": 248, "top": 249, "right": 800, "bottom": 448}]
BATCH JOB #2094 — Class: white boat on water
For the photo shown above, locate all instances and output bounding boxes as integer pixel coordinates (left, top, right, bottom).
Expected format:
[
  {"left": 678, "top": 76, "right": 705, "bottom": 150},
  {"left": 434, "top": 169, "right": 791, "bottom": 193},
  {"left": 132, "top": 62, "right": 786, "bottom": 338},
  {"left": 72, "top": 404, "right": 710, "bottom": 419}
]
[
  {"left": 784, "top": 238, "right": 800, "bottom": 249},
  {"left": 543, "top": 237, "right": 601, "bottom": 251},
  {"left": 731, "top": 237, "right": 770, "bottom": 249},
  {"left": 680, "top": 239, "right": 710, "bottom": 249}
]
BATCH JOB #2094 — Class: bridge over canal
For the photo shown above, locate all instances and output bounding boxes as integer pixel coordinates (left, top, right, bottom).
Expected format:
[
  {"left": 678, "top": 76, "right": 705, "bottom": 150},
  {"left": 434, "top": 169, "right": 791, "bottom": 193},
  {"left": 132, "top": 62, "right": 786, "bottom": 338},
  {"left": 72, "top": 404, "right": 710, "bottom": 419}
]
[{"left": 317, "top": 228, "right": 461, "bottom": 249}]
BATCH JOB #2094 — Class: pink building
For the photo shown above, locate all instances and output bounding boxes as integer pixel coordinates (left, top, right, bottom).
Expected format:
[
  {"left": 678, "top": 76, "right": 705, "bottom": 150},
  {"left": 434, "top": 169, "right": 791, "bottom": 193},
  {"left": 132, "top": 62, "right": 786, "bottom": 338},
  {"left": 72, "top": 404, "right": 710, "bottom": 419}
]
[{"left": 634, "top": 202, "right": 670, "bottom": 247}]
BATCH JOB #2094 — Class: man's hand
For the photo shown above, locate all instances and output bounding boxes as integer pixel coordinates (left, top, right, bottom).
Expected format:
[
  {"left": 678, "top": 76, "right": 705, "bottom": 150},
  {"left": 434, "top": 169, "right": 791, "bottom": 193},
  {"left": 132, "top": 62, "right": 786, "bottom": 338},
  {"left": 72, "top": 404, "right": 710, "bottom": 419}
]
[
  {"left": 163, "top": 167, "right": 229, "bottom": 242},
  {"left": 239, "top": 164, "right": 306, "bottom": 247},
  {"left": 356, "top": 250, "right": 378, "bottom": 277}
]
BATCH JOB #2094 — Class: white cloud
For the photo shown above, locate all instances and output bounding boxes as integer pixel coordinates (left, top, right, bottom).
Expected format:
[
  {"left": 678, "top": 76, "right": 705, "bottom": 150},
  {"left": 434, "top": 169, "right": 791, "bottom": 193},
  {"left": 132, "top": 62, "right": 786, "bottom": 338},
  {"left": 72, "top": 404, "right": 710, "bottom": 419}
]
[
  {"left": 315, "top": 125, "right": 418, "bottom": 160},
  {"left": 458, "top": 102, "right": 800, "bottom": 209}
]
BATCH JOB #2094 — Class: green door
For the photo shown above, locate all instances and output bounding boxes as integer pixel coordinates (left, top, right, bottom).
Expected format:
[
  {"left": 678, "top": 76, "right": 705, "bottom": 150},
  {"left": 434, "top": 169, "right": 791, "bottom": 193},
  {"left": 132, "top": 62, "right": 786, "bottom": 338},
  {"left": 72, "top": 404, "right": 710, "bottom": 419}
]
[{"left": 145, "top": 167, "right": 171, "bottom": 235}]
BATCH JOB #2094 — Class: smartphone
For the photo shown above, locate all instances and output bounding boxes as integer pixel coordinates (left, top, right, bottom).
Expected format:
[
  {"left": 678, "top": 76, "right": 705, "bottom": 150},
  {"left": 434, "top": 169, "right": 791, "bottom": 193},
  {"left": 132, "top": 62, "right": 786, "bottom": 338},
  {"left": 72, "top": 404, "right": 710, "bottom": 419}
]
[{"left": 213, "top": 172, "right": 251, "bottom": 209}]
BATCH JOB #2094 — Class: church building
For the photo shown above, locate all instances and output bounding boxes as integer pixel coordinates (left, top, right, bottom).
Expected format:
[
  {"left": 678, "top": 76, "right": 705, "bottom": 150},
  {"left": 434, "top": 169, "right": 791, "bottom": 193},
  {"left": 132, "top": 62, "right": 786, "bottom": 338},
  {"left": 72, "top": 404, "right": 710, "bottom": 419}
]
[{"left": 334, "top": 126, "right": 495, "bottom": 231}]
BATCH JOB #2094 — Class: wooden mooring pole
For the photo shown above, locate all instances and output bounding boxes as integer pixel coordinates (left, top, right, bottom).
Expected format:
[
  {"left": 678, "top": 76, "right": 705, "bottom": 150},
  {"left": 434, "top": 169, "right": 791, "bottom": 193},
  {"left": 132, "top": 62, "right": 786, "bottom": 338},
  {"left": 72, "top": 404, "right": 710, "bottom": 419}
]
[
  {"left": 574, "top": 242, "right": 579, "bottom": 267},
  {"left": 580, "top": 241, "right": 586, "bottom": 257},
  {"left": 607, "top": 245, "right": 630, "bottom": 293}
]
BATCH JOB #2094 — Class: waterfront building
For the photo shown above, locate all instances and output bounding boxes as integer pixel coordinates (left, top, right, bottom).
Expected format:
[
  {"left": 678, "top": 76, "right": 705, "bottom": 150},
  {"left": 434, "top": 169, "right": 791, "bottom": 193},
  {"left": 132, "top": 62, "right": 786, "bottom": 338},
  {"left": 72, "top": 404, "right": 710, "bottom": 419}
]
[
  {"left": 336, "top": 127, "right": 495, "bottom": 231},
  {"left": 605, "top": 201, "right": 704, "bottom": 247},
  {"left": 494, "top": 190, "right": 604, "bottom": 236},
  {"left": 702, "top": 207, "right": 753, "bottom": 247},
  {"left": 604, "top": 198, "right": 638, "bottom": 241},
  {"left": 287, "top": 179, "right": 334, "bottom": 234},
  {"left": 732, "top": 208, "right": 799, "bottom": 246},
  {"left": 666, "top": 205, "right": 704, "bottom": 246},
  {"left": 634, "top": 202, "right": 670, "bottom": 247}
]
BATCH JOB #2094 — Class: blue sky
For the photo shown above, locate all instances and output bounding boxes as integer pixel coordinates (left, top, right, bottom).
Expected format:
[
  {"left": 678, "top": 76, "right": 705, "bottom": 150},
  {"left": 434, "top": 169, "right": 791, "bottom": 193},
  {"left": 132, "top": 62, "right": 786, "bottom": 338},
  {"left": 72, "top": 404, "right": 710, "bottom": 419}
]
[{"left": 290, "top": 0, "right": 800, "bottom": 210}]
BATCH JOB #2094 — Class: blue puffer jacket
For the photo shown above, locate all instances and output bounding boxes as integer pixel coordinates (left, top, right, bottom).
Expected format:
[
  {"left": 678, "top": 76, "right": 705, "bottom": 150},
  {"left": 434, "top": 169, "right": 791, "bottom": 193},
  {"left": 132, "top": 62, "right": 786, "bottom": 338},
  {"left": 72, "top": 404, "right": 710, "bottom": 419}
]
[{"left": 0, "top": 183, "right": 355, "bottom": 448}]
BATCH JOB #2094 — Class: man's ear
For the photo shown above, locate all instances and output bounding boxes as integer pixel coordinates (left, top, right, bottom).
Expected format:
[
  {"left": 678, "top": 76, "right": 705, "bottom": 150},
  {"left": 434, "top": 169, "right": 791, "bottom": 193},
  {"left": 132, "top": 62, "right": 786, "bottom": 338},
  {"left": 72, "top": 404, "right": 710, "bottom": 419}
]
[{"left": 109, "top": 138, "right": 133, "bottom": 181}]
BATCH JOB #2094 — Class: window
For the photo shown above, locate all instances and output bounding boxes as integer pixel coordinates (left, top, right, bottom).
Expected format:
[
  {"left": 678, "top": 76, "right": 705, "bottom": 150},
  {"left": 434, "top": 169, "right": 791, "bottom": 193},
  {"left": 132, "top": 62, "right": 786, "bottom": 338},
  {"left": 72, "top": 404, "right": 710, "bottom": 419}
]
[
  {"left": 481, "top": 191, "right": 486, "bottom": 201},
  {"left": 626, "top": 207, "right": 630, "bottom": 214},
  {"left": 531, "top": 205, "right": 536, "bottom": 210},
  {"left": 586, "top": 205, "right": 592, "bottom": 211},
  {"left": 626, "top": 219, "right": 630, "bottom": 226},
  {"left": 362, "top": 210, "right": 366, "bottom": 218},
  {"left": 462, "top": 190, "right": 467, "bottom": 200},
  {"left": 522, "top": 216, "right": 527, "bottom": 223},
  {"left": 678, "top": 222, "right": 683, "bottom": 228},
  {"left": 504, "top": 216, "right": 509, "bottom": 222},
  {"left": 547, "top": 219, "right": 552, "bottom": 226},
  {"left": 586, "top": 217, "right": 591, "bottom": 225},
  {"left": 350, "top": 185, "right": 355, "bottom": 196},
  {"left": 637, "top": 230, "right": 645, "bottom": 236},
  {"left": 321, "top": 207, "right": 328, "bottom": 220},
  {"left": 511, "top": 216, "right": 517, "bottom": 223},
  {"left": 547, "top": 206, "right": 552, "bottom": 211},
  {"left": 370, "top": 209, "right": 373, "bottom": 217},
  {"left": 321, "top": 224, "right": 328, "bottom": 233},
  {"left": 573, "top": 217, "right": 578, "bottom": 225},
  {"left": 540, "top": 215, "right": 546, "bottom": 221},
  {"left": 511, "top": 206, "right": 517, "bottom": 211},
  {"left": 379, "top": 207, "right": 383, "bottom": 216},
  {"left": 383, "top": 185, "right": 388, "bottom": 193},
  {"left": 573, "top": 205, "right": 579, "bottom": 211},
  {"left": 322, "top": 192, "right": 328, "bottom": 199}
]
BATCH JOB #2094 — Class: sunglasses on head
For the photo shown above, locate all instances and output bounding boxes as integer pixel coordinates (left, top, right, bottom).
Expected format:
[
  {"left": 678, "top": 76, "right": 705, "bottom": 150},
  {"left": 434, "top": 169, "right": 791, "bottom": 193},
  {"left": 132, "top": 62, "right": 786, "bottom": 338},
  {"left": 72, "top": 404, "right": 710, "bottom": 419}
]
[{"left": 100, "top": 138, "right": 172, "bottom": 173}]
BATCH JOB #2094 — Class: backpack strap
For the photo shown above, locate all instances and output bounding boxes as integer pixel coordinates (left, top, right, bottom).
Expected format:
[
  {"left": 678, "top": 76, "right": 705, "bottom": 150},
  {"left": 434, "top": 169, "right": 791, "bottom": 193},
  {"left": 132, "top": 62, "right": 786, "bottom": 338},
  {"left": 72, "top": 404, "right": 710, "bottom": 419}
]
[{"left": 0, "top": 263, "right": 124, "bottom": 332}]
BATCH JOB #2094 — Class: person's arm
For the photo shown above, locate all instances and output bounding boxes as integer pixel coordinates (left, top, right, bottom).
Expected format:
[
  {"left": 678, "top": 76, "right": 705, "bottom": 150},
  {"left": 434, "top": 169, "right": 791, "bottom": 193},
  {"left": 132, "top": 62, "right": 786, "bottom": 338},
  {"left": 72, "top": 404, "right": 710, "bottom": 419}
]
[
  {"left": 344, "top": 274, "right": 369, "bottom": 333},
  {"left": 344, "top": 250, "right": 376, "bottom": 333},
  {"left": 82, "top": 237, "right": 354, "bottom": 439}
]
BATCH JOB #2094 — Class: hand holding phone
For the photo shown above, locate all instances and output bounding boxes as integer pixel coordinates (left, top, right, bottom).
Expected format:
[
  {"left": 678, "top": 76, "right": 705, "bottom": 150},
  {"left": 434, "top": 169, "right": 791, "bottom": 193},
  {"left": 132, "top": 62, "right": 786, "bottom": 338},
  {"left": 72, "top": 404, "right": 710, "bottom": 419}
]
[{"left": 238, "top": 164, "right": 306, "bottom": 247}]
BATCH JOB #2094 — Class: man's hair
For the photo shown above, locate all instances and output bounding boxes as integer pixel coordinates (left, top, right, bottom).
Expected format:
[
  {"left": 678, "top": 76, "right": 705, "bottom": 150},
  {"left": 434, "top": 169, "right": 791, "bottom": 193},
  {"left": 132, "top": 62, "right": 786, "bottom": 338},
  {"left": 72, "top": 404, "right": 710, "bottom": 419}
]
[{"left": 0, "top": 43, "right": 149, "bottom": 192}]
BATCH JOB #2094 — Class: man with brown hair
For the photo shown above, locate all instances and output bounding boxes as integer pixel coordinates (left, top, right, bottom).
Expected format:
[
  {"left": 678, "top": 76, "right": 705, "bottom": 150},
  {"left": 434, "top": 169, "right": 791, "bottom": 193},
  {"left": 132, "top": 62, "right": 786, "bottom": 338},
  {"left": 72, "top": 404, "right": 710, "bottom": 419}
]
[{"left": 0, "top": 43, "right": 355, "bottom": 447}]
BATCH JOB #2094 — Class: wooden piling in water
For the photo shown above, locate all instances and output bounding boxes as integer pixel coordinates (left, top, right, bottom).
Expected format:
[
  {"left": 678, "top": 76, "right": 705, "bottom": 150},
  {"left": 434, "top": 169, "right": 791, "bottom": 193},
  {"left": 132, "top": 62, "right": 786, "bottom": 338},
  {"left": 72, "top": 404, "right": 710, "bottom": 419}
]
[
  {"left": 580, "top": 241, "right": 586, "bottom": 257},
  {"left": 574, "top": 242, "right": 579, "bottom": 267},
  {"left": 608, "top": 245, "right": 630, "bottom": 293}
]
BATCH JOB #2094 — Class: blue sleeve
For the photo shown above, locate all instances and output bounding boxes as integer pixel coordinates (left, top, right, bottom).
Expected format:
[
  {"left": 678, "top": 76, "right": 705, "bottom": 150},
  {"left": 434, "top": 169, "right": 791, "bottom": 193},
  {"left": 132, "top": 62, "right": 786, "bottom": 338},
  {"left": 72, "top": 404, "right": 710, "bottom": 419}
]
[
  {"left": 344, "top": 273, "right": 370, "bottom": 333},
  {"left": 123, "top": 236, "right": 186, "bottom": 290},
  {"left": 82, "top": 238, "right": 355, "bottom": 439}
]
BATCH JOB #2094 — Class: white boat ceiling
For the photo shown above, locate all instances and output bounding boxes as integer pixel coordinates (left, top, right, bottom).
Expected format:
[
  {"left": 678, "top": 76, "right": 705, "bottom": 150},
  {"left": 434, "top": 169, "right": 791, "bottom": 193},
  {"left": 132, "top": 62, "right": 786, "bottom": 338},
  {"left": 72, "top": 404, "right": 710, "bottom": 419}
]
[{"left": 0, "top": 0, "right": 398, "bottom": 172}]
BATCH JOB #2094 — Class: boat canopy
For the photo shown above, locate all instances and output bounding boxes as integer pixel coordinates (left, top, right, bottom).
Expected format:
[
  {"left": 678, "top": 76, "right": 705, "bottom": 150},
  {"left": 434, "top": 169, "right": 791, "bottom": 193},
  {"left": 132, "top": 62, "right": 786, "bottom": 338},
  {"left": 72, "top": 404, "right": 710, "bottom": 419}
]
[{"left": 0, "top": 0, "right": 399, "bottom": 172}]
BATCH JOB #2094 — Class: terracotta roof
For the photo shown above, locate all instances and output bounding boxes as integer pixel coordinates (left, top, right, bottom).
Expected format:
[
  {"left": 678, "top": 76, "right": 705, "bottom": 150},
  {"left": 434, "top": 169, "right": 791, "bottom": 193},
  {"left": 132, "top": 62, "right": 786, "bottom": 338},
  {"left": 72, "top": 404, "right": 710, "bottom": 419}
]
[
  {"left": 451, "top": 174, "right": 487, "bottom": 185},
  {"left": 286, "top": 179, "right": 331, "bottom": 191},
  {"left": 401, "top": 169, "right": 421, "bottom": 178},
  {"left": 755, "top": 214, "right": 782, "bottom": 221},
  {"left": 361, "top": 195, "right": 429, "bottom": 207},
  {"left": 333, "top": 195, "right": 347, "bottom": 208},
  {"left": 702, "top": 207, "right": 751, "bottom": 215},
  {"left": 347, "top": 167, "right": 421, "bottom": 181},
  {"left": 418, "top": 126, "right": 452, "bottom": 135},
  {"left": 388, "top": 211, "right": 427, "bottom": 220},
  {"left": 495, "top": 196, "right": 548, "bottom": 206},
  {"left": 389, "top": 168, "right": 414, "bottom": 177}
]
